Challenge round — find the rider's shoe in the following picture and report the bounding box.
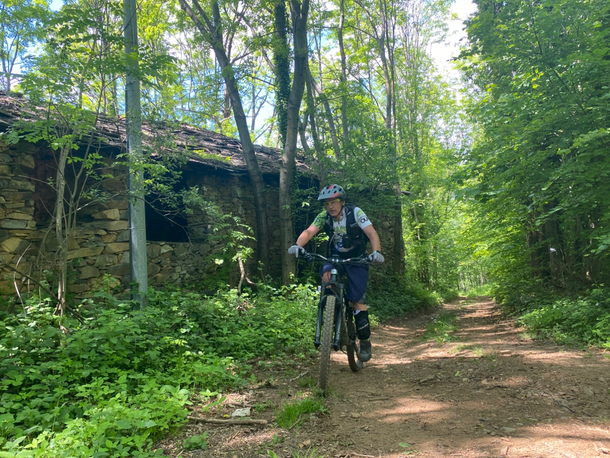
[359,339,372,362]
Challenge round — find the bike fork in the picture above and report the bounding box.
[314,295,326,348]
[345,302,357,341]
[332,300,342,351]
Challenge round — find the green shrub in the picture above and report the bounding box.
[518,288,610,348]
[423,312,458,344]
[183,433,208,451]
[368,274,442,321]
[460,284,494,298]
[0,283,318,457]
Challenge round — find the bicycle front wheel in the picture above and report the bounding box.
[318,295,336,393]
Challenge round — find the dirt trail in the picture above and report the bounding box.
[160,298,610,458]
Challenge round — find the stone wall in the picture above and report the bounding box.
[0,139,285,296]
[0,140,39,292]
[183,168,283,278]
[0,138,396,297]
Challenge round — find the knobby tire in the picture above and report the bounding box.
[318,295,335,393]
[345,309,362,372]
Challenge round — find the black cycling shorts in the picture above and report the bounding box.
[321,263,369,304]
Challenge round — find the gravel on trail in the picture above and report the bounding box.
[156,298,610,458]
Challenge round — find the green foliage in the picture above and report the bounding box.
[0,0,50,93]
[0,284,318,456]
[181,188,256,289]
[275,397,325,429]
[367,273,442,321]
[423,312,458,344]
[518,289,610,348]
[267,448,322,458]
[460,284,493,298]
[459,0,610,289]
[291,449,323,458]
[183,433,208,451]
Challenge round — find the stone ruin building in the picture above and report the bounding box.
[0,93,398,298]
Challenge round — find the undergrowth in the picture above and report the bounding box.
[515,288,610,348]
[0,270,442,457]
[494,279,610,349]
[0,283,317,457]
[459,284,493,298]
[423,312,458,344]
[275,396,326,429]
[367,273,442,321]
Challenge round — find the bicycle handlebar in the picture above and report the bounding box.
[299,251,371,265]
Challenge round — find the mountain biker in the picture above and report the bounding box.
[287,184,384,362]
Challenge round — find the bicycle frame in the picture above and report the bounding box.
[300,251,371,390]
[304,253,367,351]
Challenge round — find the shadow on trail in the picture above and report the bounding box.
[318,298,610,458]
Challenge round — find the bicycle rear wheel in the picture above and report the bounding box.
[318,295,335,393]
[344,307,363,372]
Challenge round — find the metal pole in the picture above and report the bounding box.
[124,0,148,308]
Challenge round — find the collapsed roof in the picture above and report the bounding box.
[0,92,312,177]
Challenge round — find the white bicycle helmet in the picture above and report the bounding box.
[317,184,346,201]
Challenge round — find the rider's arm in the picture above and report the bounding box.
[362,225,381,252]
[295,224,321,247]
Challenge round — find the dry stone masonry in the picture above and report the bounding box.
[0,93,397,299]
[0,138,283,296]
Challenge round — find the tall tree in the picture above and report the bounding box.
[0,0,49,93]
[396,0,440,285]
[273,1,290,149]
[124,0,149,307]
[278,0,310,284]
[352,0,405,273]
[337,0,349,144]
[177,0,271,273]
[460,0,610,288]
[13,0,128,319]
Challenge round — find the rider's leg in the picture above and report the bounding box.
[343,264,369,306]
[344,265,372,361]
[351,302,367,311]
[352,308,371,339]
[321,263,333,283]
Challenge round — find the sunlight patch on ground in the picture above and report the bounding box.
[372,398,449,424]
[222,428,277,448]
[520,350,610,369]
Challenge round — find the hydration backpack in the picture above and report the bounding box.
[323,203,369,258]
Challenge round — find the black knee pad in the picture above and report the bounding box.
[354,310,371,340]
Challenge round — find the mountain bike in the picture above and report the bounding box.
[301,252,372,392]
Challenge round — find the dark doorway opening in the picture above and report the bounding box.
[145,195,189,243]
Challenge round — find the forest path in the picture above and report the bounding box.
[160,298,610,458]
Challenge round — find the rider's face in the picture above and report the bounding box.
[323,198,344,219]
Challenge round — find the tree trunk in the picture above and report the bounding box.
[280,0,310,285]
[338,0,349,143]
[124,0,149,307]
[304,72,327,185]
[306,67,341,161]
[376,1,404,274]
[178,0,270,273]
[54,145,69,317]
[274,0,290,148]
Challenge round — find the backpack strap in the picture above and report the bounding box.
[323,203,370,257]
[348,204,369,255]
